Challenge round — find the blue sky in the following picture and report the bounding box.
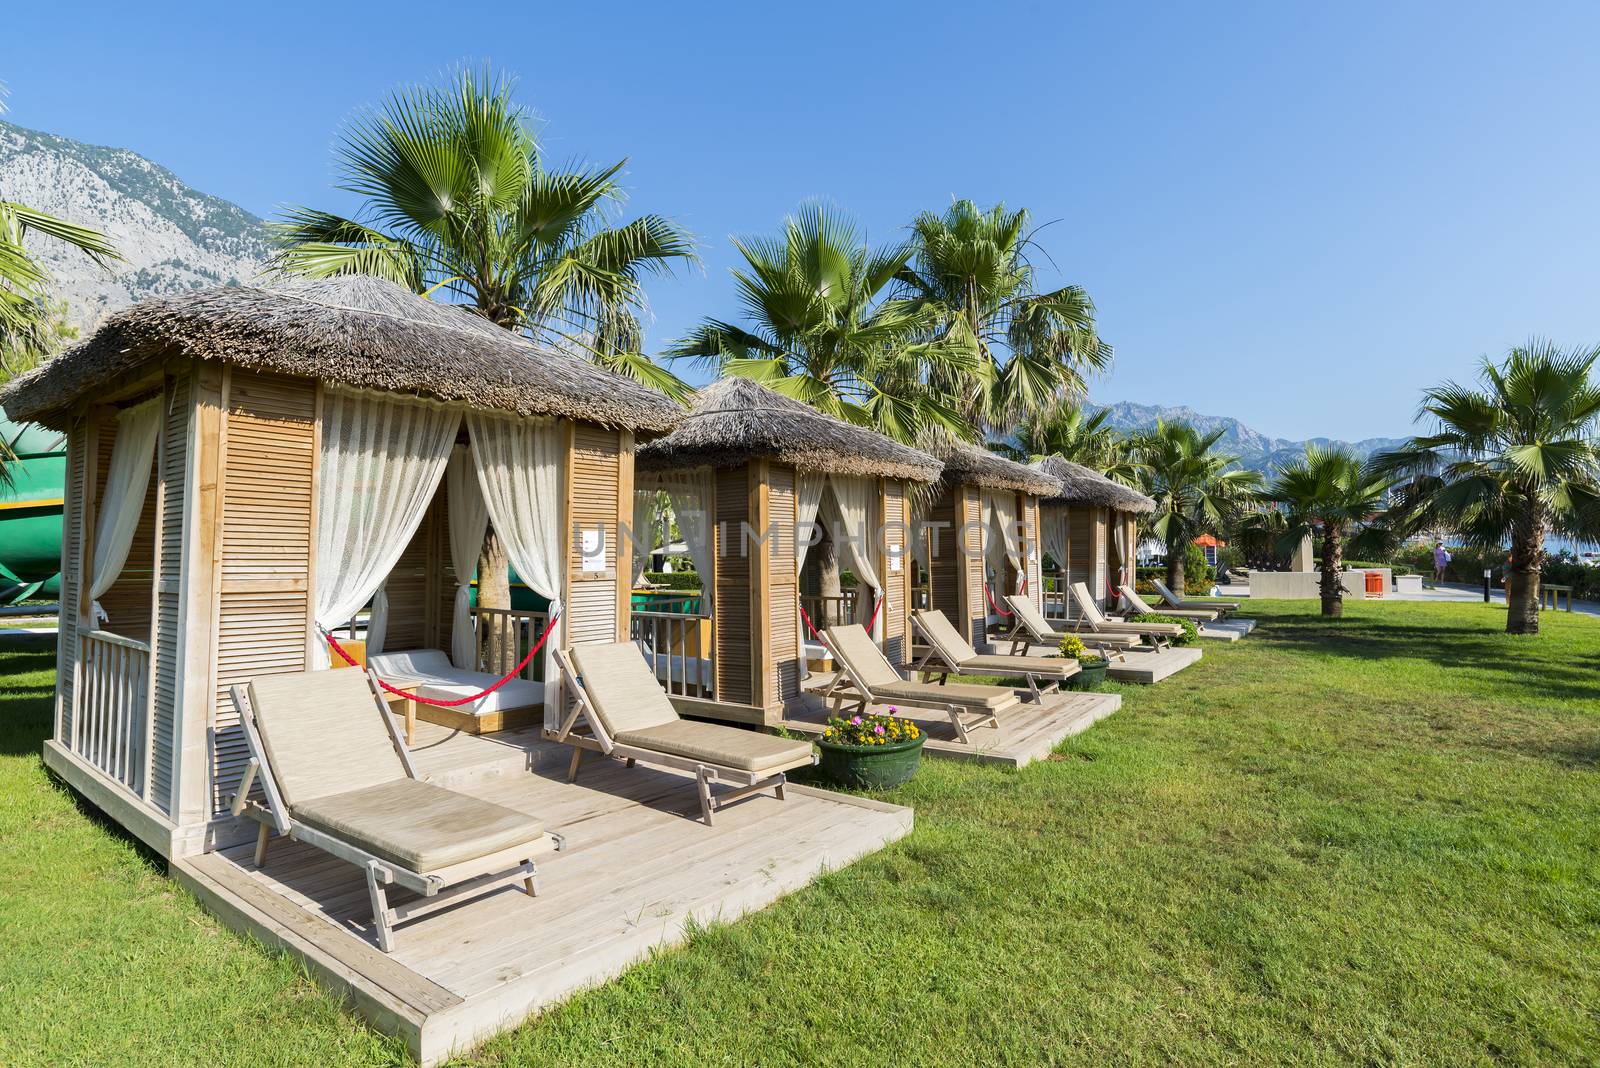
[6,1,1599,441]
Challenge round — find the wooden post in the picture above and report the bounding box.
[172,362,226,835]
[616,429,635,640]
[747,459,771,712]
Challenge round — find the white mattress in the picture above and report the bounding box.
[368,648,544,717]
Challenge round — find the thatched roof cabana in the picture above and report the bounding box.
[636,377,942,483]
[0,275,683,433]
[932,442,1062,497]
[1031,456,1155,513]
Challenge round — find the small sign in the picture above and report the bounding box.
[580,528,606,573]
[889,548,902,573]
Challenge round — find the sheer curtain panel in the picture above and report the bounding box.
[88,397,162,618]
[447,445,491,668]
[313,390,459,667]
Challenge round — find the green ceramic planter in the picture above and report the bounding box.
[1067,658,1109,690]
[816,734,925,789]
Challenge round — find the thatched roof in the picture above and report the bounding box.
[1031,456,1155,513]
[635,377,942,482]
[0,275,683,433]
[933,442,1062,497]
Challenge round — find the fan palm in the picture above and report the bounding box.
[1374,340,1600,634]
[993,405,1139,484]
[269,66,696,399]
[665,201,975,444]
[1264,447,1394,617]
[1134,421,1263,593]
[894,200,1110,433]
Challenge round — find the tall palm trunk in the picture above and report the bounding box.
[1166,535,1185,598]
[1319,524,1344,618]
[477,526,512,669]
[1506,504,1546,634]
[815,528,844,625]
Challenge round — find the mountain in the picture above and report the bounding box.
[0,120,271,333]
[1086,400,1408,473]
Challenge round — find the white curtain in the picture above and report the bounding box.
[366,585,390,655]
[313,390,459,667]
[88,397,162,616]
[794,470,827,577]
[647,469,715,613]
[983,489,1024,590]
[1112,513,1129,608]
[468,412,565,727]
[446,446,490,669]
[630,487,657,585]
[826,475,884,640]
[1041,505,1070,578]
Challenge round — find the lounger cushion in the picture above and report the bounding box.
[614,720,814,774]
[367,649,455,677]
[913,609,981,664]
[956,654,1079,678]
[248,670,407,808]
[823,625,903,689]
[293,777,545,874]
[569,642,679,736]
[869,679,1015,710]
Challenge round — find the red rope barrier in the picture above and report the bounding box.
[799,595,884,652]
[323,611,561,708]
[983,582,1014,618]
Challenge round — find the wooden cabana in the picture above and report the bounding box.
[0,275,682,860]
[1029,456,1157,620]
[917,443,1063,652]
[633,377,942,727]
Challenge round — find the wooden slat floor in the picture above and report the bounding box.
[173,726,912,1065]
[785,677,1121,766]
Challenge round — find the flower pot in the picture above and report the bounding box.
[816,734,925,789]
[1067,658,1109,690]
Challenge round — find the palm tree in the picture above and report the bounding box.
[1133,421,1263,594]
[894,199,1110,434]
[271,66,695,623]
[1264,447,1394,617]
[665,201,974,443]
[1375,340,1600,634]
[993,405,1139,484]
[269,65,696,400]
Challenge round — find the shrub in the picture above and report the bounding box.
[642,570,702,591]
[822,709,921,747]
[1128,611,1200,645]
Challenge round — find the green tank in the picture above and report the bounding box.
[0,418,65,605]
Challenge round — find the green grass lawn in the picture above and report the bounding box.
[4,600,1600,1065]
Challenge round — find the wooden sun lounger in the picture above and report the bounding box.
[552,643,816,826]
[1152,578,1238,616]
[821,623,1008,744]
[227,669,563,953]
[1002,594,1133,661]
[910,608,1078,702]
[1118,583,1216,622]
[1069,582,1184,649]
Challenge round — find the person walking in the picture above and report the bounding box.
[1432,542,1452,584]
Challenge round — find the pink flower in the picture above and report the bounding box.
[875,724,885,735]
[850,715,862,725]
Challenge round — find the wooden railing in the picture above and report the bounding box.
[471,607,550,682]
[630,610,714,697]
[73,629,151,797]
[1041,574,1070,618]
[800,591,858,631]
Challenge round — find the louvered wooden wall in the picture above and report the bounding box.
[1066,506,1096,618]
[927,488,961,624]
[958,484,986,647]
[712,465,751,705]
[881,479,909,669]
[767,465,800,706]
[1023,496,1044,613]
[148,373,190,816]
[55,419,88,746]
[382,490,444,653]
[209,371,316,815]
[566,425,624,649]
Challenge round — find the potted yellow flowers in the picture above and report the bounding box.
[816,708,924,789]
[1058,633,1109,690]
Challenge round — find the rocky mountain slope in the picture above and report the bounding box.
[0,119,270,333]
[1088,399,1407,473]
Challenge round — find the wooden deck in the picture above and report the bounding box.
[786,676,1121,766]
[1199,617,1257,642]
[1105,645,1202,683]
[171,722,912,1065]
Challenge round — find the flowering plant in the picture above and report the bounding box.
[1059,633,1108,667]
[822,708,921,747]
